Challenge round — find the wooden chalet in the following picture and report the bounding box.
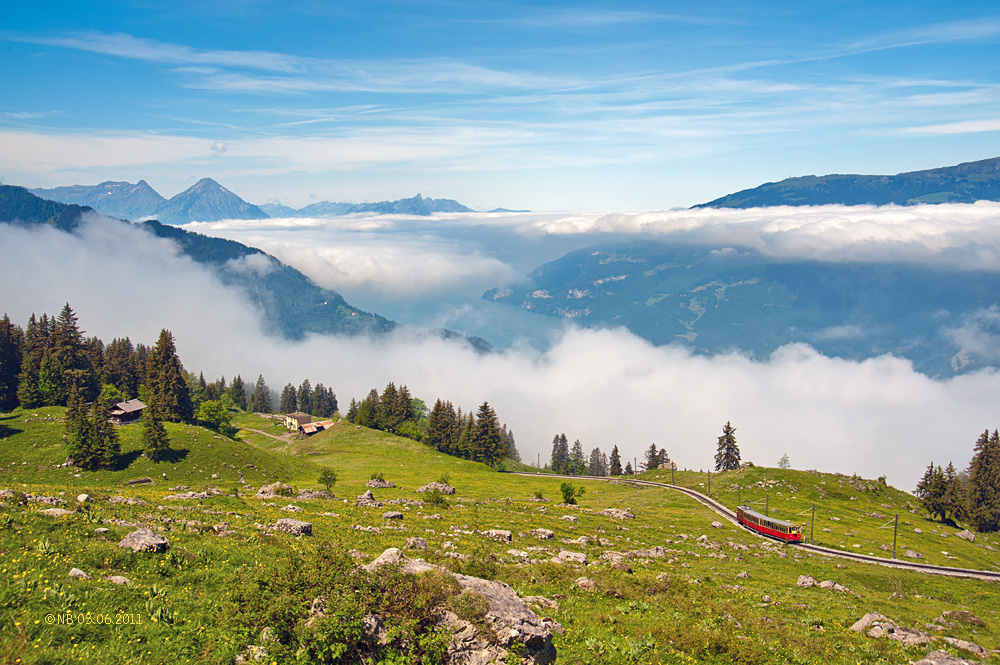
[110,399,147,425]
[283,412,312,430]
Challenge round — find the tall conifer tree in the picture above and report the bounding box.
[714,422,741,471]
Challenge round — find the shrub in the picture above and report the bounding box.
[560,482,585,505]
[318,469,338,492]
[370,471,385,482]
[424,489,449,509]
[436,473,451,486]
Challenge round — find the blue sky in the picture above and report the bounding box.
[3,0,1000,210]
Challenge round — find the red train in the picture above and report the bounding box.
[736,505,803,543]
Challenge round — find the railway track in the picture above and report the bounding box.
[512,471,1000,582]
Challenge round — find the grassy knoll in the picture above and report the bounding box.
[1,408,998,664]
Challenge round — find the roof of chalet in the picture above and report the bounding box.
[112,399,147,414]
[285,412,311,420]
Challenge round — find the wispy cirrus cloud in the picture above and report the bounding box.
[903,118,1000,135]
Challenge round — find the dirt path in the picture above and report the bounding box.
[237,427,296,443]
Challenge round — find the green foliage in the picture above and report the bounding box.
[370,471,385,482]
[197,399,233,434]
[424,489,450,509]
[714,421,741,471]
[142,407,170,461]
[779,453,790,469]
[560,482,585,505]
[318,469,338,492]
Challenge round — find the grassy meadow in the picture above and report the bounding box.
[0,407,998,664]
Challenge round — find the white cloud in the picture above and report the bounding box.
[1,214,997,494]
[225,252,276,276]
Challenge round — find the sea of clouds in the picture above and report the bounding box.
[5,202,1000,491]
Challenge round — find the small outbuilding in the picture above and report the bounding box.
[110,399,147,425]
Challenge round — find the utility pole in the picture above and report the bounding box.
[810,504,815,545]
[765,491,769,516]
[537,452,540,469]
[892,514,898,559]
[737,486,741,507]
[633,457,637,478]
[671,464,675,485]
[707,470,711,498]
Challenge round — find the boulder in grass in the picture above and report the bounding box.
[415,482,455,495]
[382,511,404,520]
[40,508,75,517]
[955,529,976,543]
[106,575,132,586]
[118,528,170,553]
[274,518,312,536]
[256,482,294,498]
[600,508,634,520]
[69,568,92,580]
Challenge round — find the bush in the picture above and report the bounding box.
[318,469,338,492]
[436,473,451,486]
[370,471,385,482]
[424,489,449,509]
[560,482,585,505]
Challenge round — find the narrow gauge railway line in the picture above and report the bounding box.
[512,472,1000,582]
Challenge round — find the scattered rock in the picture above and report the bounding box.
[367,479,396,489]
[560,515,578,523]
[904,549,923,559]
[357,490,383,508]
[361,548,557,664]
[956,529,976,543]
[281,505,303,513]
[624,546,666,559]
[910,650,983,665]
[404,537,428,550]
[575,577,597,591]
[296,489,335,500]
[107,496,148,506]
[256,482,294,498]
[796,575,818,588]
[39,508,75,517]
[94,528,109,534]
[415,482,455,495]
[106,575,132,586]
[736,571,749,579]
[530,528,554,540]
[118,528,170,553]
[600,508,634,520]
[382,511,404,520]
[711,521,723,529]
[942,637,989,657]
[940,610,985,627]
[551,550,588,565]
[273,518,313,536]
[124,478,152,485]
[913,527,923,534]
[77,494,91,503]
[69,568,92,580]
[480,529,512,543]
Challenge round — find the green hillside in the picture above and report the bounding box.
[1,410,999,664]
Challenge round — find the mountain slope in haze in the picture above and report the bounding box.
[0,185,95,231]
[30,180,166,220]
[263,193,475,217]
[0,185,395,339]
[697,156,1000,208]
[484,240,1000,376]
[152,178,269,224]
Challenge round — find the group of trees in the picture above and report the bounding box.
[278,379,338,418]
[917,429,1000,532]
[549,437,642,478]
[346,382,423,440]
[423,399,513,468]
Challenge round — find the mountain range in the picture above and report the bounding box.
[697,155,1000,208]
[484,240,1000,377]
[0,185,493,351]
[31,179,478,223]
[260,193,474,217]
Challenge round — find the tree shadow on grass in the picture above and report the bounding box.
[0,414,23,438]
[151,447,189,464]
[110,449,144,471]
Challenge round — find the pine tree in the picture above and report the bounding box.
[17,314,45,409]
[624,461,634,475]
[550,433,570,475]
[103,337,139,398]
[279,383,297,413]
[457,412,475,459]
[0,315,24,411]
[943,462,967,522]
[297,379,313,415]
[346,398,359,422]
[229,375,247,410]
[503,425,520,461]
[587,447,608,476]
[146,329,193,422]
[91,393,120,468]
[355,389,380,428]
[714,421,741,471]
[915,462,948,521]
[250,374,272,413]
[642,443,661,471]
[969,429,1000,532]
[609,445,623,476]
[425,399,455,453]
[142,403,170,461]
[472,401,504,467]
[65,384,97,469]
[570,439,586,475]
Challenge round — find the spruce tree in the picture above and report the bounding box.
[279,383,297,413]
[103,337,139,398]
[642,443,661,471]
[570,439,586,475]
[17,314,45,409]
[503,426,520,462]
[624,461,634,475]
[609,445,623,476]
[916,462,948,521]
[250,374,272,413]
[91,394,121,468]
[714,421,741,471]
[229,375,248,410]
[457,413,475,459]
[0,315,23,411]
[297,379,313,415]
[346,398,359,422]
[551,433,570,475]
[65,384,98,469]
[472,401,504,467]
[146,329,193,423]
[587,447,608,476]
[969,429,1000,532]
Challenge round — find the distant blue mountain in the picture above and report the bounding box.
[485,240,1000,376]
[697,156,1000,208]
[31,178,268,223]
[261,193,475,217]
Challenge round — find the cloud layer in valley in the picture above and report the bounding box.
[2,213,998,492]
